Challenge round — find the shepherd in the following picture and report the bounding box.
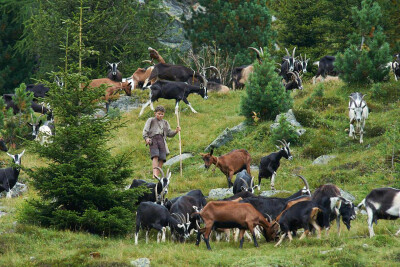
[143,106,181,177]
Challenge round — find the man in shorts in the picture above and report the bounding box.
[143,106,181,177]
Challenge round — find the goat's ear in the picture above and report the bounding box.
[287,142,290,147]
[27,122,32,126]
[177,224,184,228]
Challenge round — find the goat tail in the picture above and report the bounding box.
[357,199,366,210]
[310,207,321,220]
[313,61,320,67]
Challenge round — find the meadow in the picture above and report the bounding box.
[0,78,399,266]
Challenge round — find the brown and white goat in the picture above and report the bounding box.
[88,78,132,111]
[231,47,263,90]
[129,66,154,90]
[195,201,279,249]
[200,148,252,188]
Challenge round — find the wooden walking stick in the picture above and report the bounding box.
[176,110,183,176]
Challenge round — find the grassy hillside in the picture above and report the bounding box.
[0,79,399,266]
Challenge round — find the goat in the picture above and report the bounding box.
[139,80,208,116]
[207,82,230,94]
[294,54,309,73]
[392,61,400,81]
[231,47,263,90]
[106,61,122,82]
[26,83,50,99]
[3,94,49,115]
[233,170,256,194]
[200,148,251,188]
[135,201,190,245]
[0,150,25,198]
[241,175,311,220]
[258,139,292,190]
[129,167,171,205]
[165,189,207,211]
[274,200,322,246]
[284,71,303,91]
[348,92,368,144]
[148,47,166,64]
[28,114,54,145]
[357,187,400,238]
[312,184,356,234]
[280,47,297,82]
[129,66,154,90]
[0,138,8,152]
[195,201,279,249]
[222,191,255,201]
[313,55,337,84]
[88,78,131,112]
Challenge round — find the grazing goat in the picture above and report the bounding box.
[241,175,311,220]
[357,187,400,238]
[274,200,322,246]
[195,201,279,249]
[106,61,122,82]
[348,92,368,144]
[200,149,251,188]
[284,71,303,91]
[3,94,49,115]
[0,138,8,152]
[0,150,25,198]
[312,184,356,234]
[135,201,190,244]
[231,47,263,90]
[88,78,131,112]
[313,55,337,84]
[233,170,256,194]
[139,80,208,116]
[280,47,297,82]
[129,167,171,205]
[294,54,309,73]
[258,140,292,190]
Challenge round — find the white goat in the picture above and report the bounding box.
[348,92,368,144]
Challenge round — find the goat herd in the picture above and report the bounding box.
[0,47,400,251]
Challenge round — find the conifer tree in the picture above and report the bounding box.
[184,0,274,66]
[240,51,292,122]
[335,0,391,84]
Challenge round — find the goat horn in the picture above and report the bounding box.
[349,96,356,103]
[106,61,110,65]
[277,140,286,147]
[196,219,201,229]
[300,54,303,61]
[285,48,290,57]
[260,47,264,56]
[187,213,190,224]
[154,167,165,178]
[264,213,272,222]
[292,47,296,58]
[361,94,367,101]
[30,113,34,123]
[240,178,249,189]
[154,183,159,203]
[297,175,310,192]
[204,66,222,81]
[248,47,262,56]
[282,139,288,146]
[142,60,153,64]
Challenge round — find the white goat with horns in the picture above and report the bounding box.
[348,92,368,144]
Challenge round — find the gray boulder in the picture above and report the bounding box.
[208,188,233,199]
[260,190,291,197]
[340,188,356,202]
[205,122,246,152]
[109,96,141,112]
[270,109,306,137]
[164,153,194,166]
[312,155,337,165]
[0,182,28,198]
[130,258,150,267]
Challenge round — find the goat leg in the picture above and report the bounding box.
[239,229,245,249]
[275,233,286,247]
[271,171,277,190]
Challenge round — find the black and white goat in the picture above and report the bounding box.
[357,187,400,238]
[313,56,337,84]
[392,60,400,81]
[348,92,368,144]
[129,167,171,205]
[294,54,309,74]
[233,170,256,194]
[0,150,25,198]
[28,114,54,145]
[139,80,208,116]
[280,47,297,82]
[135,201,190,244]
[258,140,293,190]
[284,71,303,91]
[106,61,122,82]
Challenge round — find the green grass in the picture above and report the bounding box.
[0,79,400,266]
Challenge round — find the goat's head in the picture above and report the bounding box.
[240,176,257,193]
[262,215,280,241]
[0,138,8,152]
[249,47,264,65]
[154,167,171,204]
[300,54,309,73]
[6,149,25,165]
[122,81,132,96]
[27,114,43,139]
[106,61,121,76]
[55,76,64,88]
[200,149,215,169]
[276,139,292,160]
[349,93,367,122]
[338,197,356,230]
[287,71,303,90]
[297,175,311,196]
[285,47,296,71]
[171,213,191,241]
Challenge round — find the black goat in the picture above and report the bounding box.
[0,150,25,198]
[313,55,337,84]
[357,187,400,238]
[280,47,296,82]
[258,139,293,190]
[129,167,171,205]
[165,189,207,211]
[106,61,122,82]
[392,61,400,81]
[135,201,190,244]
[284,71,303,91]
[26,84,50,99]
[139,80,208,116]
[241,175,310,220]
[233,170,256,194]
[294,54,309,73]
[3,94,49,115]
[312,184,356,234]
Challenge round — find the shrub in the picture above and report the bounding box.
[302,130,335,159]
[271,115,300,145]
[293,108,320,128]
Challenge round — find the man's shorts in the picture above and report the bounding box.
[149,134,167,162]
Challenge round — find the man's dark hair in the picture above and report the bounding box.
[155,106,165,113]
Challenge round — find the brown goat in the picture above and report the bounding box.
[148,47,165,64]
[195,201,279,249]
[200,149,251,188]
[88,78,131,111]
[129,66,154,90]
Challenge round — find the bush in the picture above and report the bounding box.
[302,130,335,159]
[293,108,321,128]
[271,115,300,145]
[240,50,293,121]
